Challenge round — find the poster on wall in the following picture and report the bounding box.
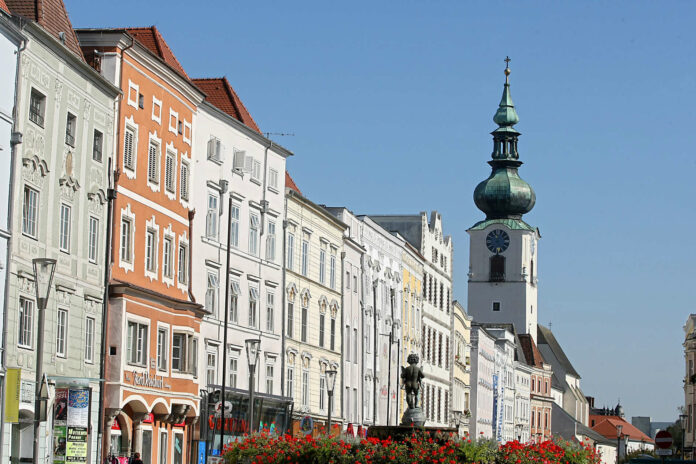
[55,389,68,423]
[67,389,89,427]
[53,425,67,464]
[65,427,88,463]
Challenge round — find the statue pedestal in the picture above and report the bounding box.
[400,407,425,427]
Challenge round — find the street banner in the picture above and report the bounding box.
[53,425,67,464]
[67,389,88,427]
[4,368,20,423]
[65,427,88,463]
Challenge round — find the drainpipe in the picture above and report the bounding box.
[0,34,27,464]
[280,213,287,397]
[340,251,345,427]
[97,35,133,464]
[372,279,377,426]
[187,209,196,301]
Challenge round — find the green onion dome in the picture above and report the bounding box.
[474,62,535,220]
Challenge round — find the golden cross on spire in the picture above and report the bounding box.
[504,56,511,83]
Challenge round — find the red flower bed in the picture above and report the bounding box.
[223,433,602,464]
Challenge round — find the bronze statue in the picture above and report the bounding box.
[400,353,425,410]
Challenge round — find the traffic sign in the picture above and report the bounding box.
[656,449,673,456]
[655,430,673,450]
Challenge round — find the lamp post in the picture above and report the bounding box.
[515,423,523,442]
[245,338,261,434]
[452,410,462,436]
[385,320,399,426]
[32,258,56,464]
[616,424,623,464]
[681,414,688,459]
[326,369,337,436]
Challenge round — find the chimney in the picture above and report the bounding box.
[586,396,595,409]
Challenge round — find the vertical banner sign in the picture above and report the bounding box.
[53,389,68,464]
[492,374,499,441]
[65,427,88,463]
[4,368,20,423]
[67,389,89,427]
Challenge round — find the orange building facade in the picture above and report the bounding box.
[518,334,554,441]
[77,27,206,464]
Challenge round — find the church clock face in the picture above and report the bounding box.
[486,229,510,254]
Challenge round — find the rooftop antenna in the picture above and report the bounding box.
[263,132,295,138]
[548,321,552,329]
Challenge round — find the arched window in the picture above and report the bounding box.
[489,255,505,282]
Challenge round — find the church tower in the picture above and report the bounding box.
[467,60,541,342]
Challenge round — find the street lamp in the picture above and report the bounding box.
[681,414,688,459]
[452,410,462,436]
[245,338,261,434]
[326,369,337,436]
[32,257,56,464]
[616,424,623,464]
[386,321,399,425]
[515,423,524,442]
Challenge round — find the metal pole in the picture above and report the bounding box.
[386,329,392,426]
[372,281,377,425]
[218,194,233,453]
[327,391,333,436]
[616,435,620,464]
[32,299,47,464]
[248,366,256,434]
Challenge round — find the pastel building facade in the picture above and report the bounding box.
[452,301,472,436]
[190,76,292,447]
[371,212,453,428]
[284,190,346,435]
[324,207,366,433]
[399,243,424,421]
[684,314,696,459]
[471,325,495,439]
[2,1,118,462]
[77,26,206,464]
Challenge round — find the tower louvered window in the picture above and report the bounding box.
[490,255,505,282]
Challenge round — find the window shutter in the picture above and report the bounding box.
[215,139,222,161]
[207,138,215,160]
[124,130,133,169]
[233,150,245,172]
[244,154,253,174]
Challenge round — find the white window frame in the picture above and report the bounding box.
[251,159,261,182]
[302,368,309,406]
[230,204,240,248]
[123,120,138,178]
[158,430,168,464]
[162,229,175,284]
[286,365,294,398]
[168,108,178,134]
[286,233,295,271]
[22,185,38,239]
[206,345,218,386]
[266,291,274,333]
[164,145,177,200]
[88,216,99,264]
[301,240,309,276]
[56,307,68,358]
[268,168,279,191]
[84,317,95,363]
[127,80,139,109]
[178,240,189,287]
[266,221,276,262]
[157,326,169,372]
[249,213,259,256]
[206,193,219,239]
[152,96,162,124]
[229,351,239,388]
[119,205,135,273]
[205,270,219,316]
[126,320,148,366]
[319,248,326,284]
[147,133,161,190]
[59,203,71,253]
[182,120,192,145]
[329,253,336,289]
[229,281,240,323]
[18,297,34,349]
[265,364,274,394]
[248,287,259,328]
[145,227,158,275]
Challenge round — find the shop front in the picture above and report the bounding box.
[199,386,293,457]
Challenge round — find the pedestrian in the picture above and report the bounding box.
[131,452,144,464]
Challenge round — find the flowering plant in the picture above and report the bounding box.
[223,433,601,464]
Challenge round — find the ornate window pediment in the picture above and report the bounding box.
[286,283,298,302]
[300,288,311,307]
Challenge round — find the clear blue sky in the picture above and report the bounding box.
[68,0,695,422]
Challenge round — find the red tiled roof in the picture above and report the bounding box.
[125,26,189,79]
[0,0,10,14]
[519,334,546,368]
[590,416,654,443]
[6,0,84,59]
[192,77,261,134]
[285,171,301,195]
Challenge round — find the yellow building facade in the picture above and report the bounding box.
[399,243,425,419]
[453,300,472,436]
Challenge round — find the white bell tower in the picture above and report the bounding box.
[466,60,540,342]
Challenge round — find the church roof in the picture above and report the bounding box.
[538,324,580,378]
[468,218,537,232]
[518,334,546,368]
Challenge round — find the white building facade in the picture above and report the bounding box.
[513,361,531,442]
[191,83,292,446]
[470,325,495,439]
[371,212,453,428]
